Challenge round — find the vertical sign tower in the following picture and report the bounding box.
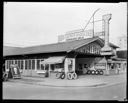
[101,14,113,55]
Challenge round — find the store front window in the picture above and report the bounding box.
[41,64,44,70]
[18,60,20,69]
[78,64,82,70]
[15,60,18,65]
[21,60,23,69]
[25,60,28,70]
[50,64,54,71]
[32,60,35,70]
[29,60,31,70]
[45,64,49,70]
[37,60,40,70]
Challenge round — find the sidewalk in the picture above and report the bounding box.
[8,72,126,87]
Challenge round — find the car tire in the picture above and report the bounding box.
[67,73,72,80]
[72,73,77,79]
[97,70,100,75]
[56,72,61,79]
[87,70,91,75]
[60,73,65,79]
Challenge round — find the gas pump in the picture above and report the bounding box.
[67,58,77,80]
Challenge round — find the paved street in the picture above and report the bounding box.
[2,73,127,100]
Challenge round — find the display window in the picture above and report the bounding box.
[18,60,20,69]
[25,60,27,70]
[50,64,55,71]
[15,60,18,64]
[41,63,44,70]
[7,60,9,69]
[37,59,40,70]
[32,60,35,70]
[29,60,31,70]
[21,60,24,69]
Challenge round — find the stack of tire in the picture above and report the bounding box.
[56,72,65,79]
[2,72,8,81]
[67,72,77,80]
[87,70,104,75]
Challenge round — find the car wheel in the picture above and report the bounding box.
[60,73,65,79]
[72,73,77,79]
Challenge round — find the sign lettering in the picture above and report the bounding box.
[95,63,106,69]
[58,29,105,42]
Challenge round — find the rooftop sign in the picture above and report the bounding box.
[58,29,104,42]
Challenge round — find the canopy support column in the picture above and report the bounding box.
[49,64,51,76]
[105,59,109,75]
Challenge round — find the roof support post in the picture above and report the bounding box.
[23,60,25,71]
[105,57,109,75]
[49,64,51,76]
[5,60,7,71]
[35,59,37,71]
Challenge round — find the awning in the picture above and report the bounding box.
[40,56,65,64]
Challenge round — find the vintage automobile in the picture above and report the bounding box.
[8,64,22,79]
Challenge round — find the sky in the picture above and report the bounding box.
[4,2,127,47]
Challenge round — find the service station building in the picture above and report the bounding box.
[3,14,127,79]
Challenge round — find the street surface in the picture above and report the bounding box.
[3,73,127,100]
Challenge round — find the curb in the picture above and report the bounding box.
[7,79,107,88]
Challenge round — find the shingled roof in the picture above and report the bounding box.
[3,37,119,56]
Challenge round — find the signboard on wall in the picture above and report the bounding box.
[95,63,106,70]
[65,29,93,42]
[58,29,105,42]
[100,51,114,56]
